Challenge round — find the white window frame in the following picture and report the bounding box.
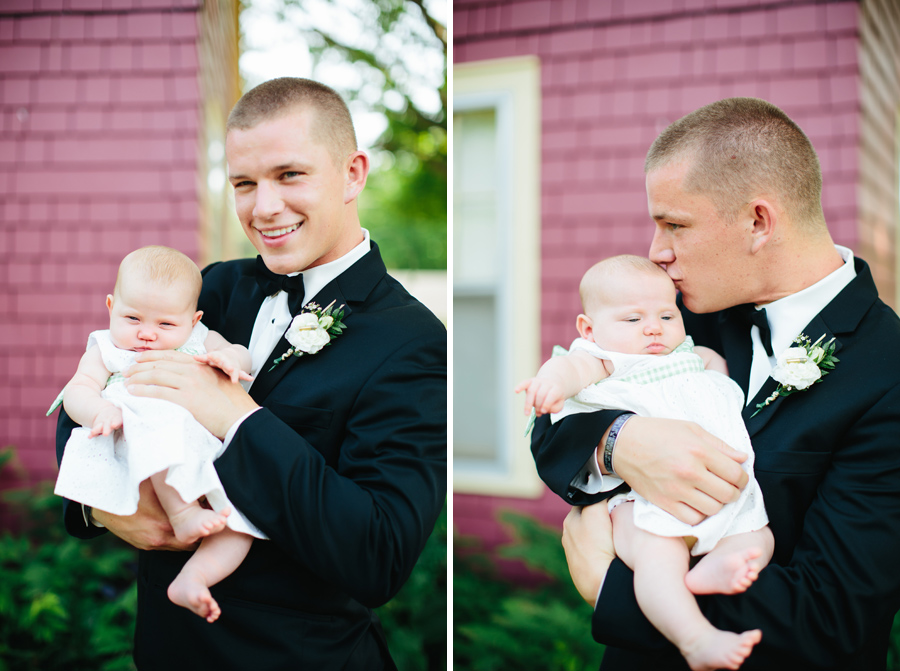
[453,56,543,498]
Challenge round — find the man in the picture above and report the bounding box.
[532,98,900,670]
[56,78,446,670]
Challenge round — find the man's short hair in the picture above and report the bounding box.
[580,255,669,314]
[645,97,824,229]
[227,77,358,166]
[115,246,202,308]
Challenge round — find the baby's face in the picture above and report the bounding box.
[107,279,200,352]
[585,271,686,356]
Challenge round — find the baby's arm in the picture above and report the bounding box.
[516,350,612,416]
[694,346,729,375]
[196,330,253,384]
[62,346,122,437]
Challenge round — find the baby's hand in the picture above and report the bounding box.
[195,351,253,384]
[90,405,123,438]
[515,377,566,417]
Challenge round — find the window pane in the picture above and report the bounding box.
[453,293,499,462]
[453,109,498,287]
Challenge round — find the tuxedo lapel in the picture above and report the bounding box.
[226,276,267,348]
[741,259,878,434]
[249,285,353,403]
[719,309,753,400]
[248,243,386,404]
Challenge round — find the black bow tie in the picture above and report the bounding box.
[255,256,305,314]
[731,303,773,357]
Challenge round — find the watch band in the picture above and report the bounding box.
[603,412,635,478]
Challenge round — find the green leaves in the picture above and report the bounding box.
[454,511,604,671]
[0,447,138,670]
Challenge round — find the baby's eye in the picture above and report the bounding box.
[661,315,673,321]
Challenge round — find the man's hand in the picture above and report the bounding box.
[124,350,258,439]
[613,416,749,525]
[92,479,197,552]
[562,503,617,606]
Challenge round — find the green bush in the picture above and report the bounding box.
[0,448,138,671]
[453,510,604,671]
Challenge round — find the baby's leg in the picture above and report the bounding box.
[612,503,761,671]
[685,526,775,596]
[167,528,254,623]
[149,471,230,544]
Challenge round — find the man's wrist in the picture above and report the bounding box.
[602,412,635,478]
[82,503,105,528]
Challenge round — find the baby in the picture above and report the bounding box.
[52,245,264,623]
[518,255,774,671]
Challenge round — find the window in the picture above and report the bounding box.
[453,57,543,497]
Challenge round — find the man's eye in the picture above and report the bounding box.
[233,180,254,189]
[282,171,302,179]
[668,222,682,230]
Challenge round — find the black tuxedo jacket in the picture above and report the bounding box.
[532,259,900,670]
[56,243,447,670]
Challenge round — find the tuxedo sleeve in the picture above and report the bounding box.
[531,409,629,505]
[55,408,107,539]
[592,384,900,668]
[213,329,447,609]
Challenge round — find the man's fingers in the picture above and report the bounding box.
[667,501,706,526]
[705,445,750,492]
[134,349,194,364]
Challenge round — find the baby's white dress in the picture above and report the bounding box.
[553,337,768,556]
[54,323,265,539]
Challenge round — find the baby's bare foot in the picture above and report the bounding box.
[169,506,230,544]
[168,572,222,623]
[685,547,763,595]
[682,628,761,671]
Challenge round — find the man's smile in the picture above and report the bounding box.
[258,223,301,239]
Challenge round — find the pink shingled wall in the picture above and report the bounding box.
[0,0,220,495]
[453,0,891,554]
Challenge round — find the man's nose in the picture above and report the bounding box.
[253,181,285,220]
[649,227,675,265]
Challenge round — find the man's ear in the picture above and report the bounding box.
[576,314,595,342]
[344,151,369,204]
[746,199,777,254]
[192,310,203,327]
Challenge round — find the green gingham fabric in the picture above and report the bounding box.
[605,337,704,386]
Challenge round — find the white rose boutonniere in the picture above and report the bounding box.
[752,333,839,417]
[269,301,347,371]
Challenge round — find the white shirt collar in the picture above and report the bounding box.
[288,228,371,307]
[762,245,855,357]
[747,245,856,402]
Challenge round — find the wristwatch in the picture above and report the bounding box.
[603,412,635,478]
